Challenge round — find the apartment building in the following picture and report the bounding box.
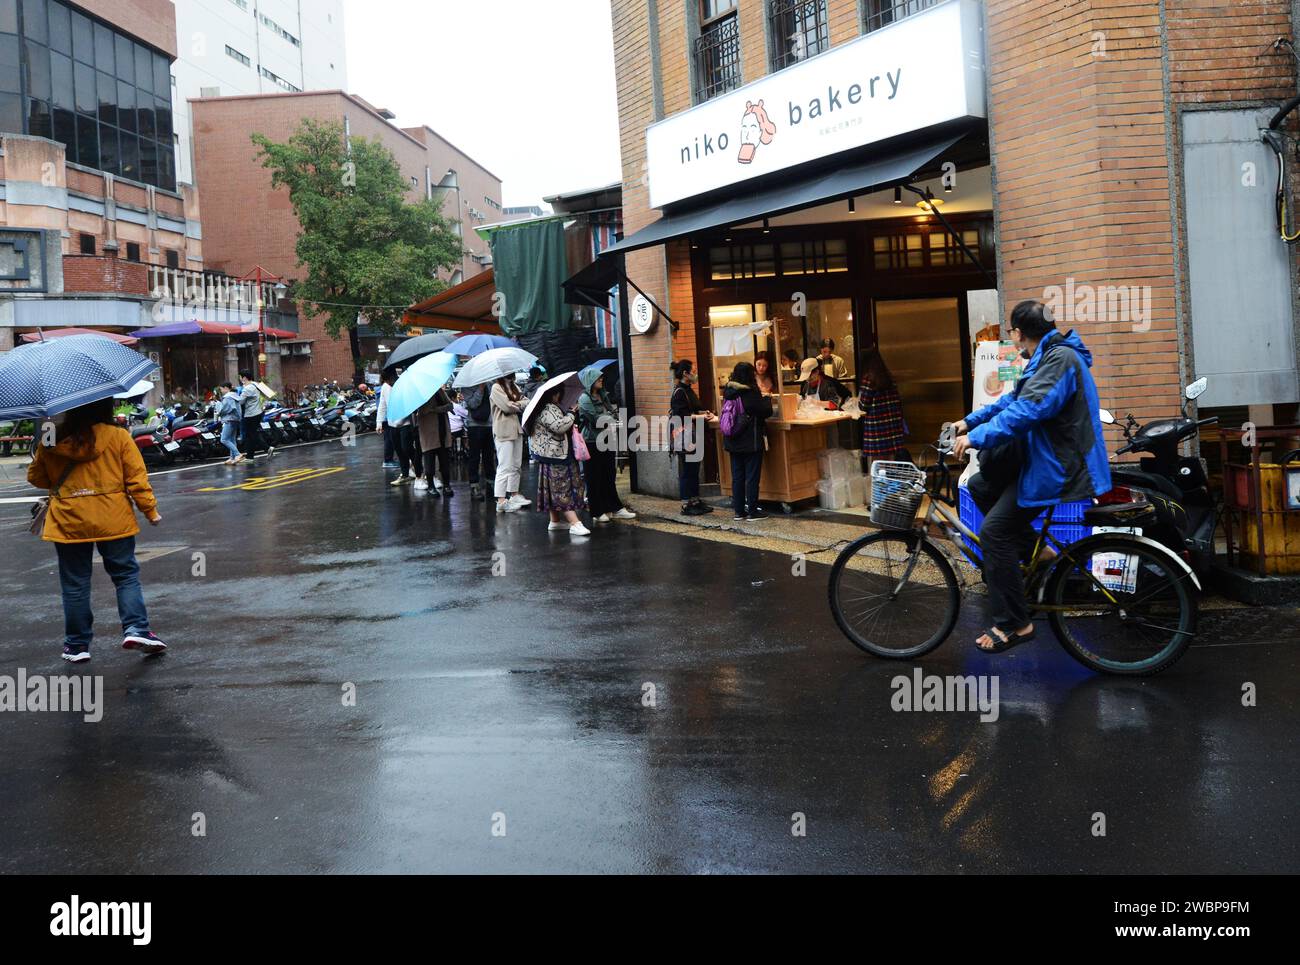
[190,89,503,385]
[171,0,348,185]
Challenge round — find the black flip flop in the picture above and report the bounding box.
[976,626,1036,654]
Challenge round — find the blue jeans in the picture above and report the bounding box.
[54,537,150,648]
[220,421,241,459]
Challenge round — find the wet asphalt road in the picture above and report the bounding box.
[0,435,1297,874]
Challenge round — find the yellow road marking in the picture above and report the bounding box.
[197,467,346,493]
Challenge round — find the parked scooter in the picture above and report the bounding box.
[1101,377,1218,575]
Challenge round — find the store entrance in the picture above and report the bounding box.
[870,296,970,451]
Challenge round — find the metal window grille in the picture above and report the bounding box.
[769,0,829,72]
[694,12,741,102]
[863,0,947,34]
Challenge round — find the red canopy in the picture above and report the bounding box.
[20,327,139,345]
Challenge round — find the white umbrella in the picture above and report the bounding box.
[520,371,584,435]
[452,346,538,388]
[113,379,155,399]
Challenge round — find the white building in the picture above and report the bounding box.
[170,0,348,185]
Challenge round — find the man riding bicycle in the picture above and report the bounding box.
[951,300,1112,655]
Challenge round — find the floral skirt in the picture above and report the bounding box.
[536,461,587,512]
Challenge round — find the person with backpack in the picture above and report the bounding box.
[577,369,635,523]
[238,371,272,459]
[669,359,717,516]
[462,382,497,501]
[950,300,1111,655]
[28,398,167,663]
[721,361,774,521]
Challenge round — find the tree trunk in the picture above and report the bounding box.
[348,326,363,383]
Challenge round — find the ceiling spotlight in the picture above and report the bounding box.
[916,197,945,211]
[848,197,856,214]
[893,186,902,204]
[762,218,771,234]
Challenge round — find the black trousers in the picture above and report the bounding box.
[583,447,624,516]
[729,450,763,516]
[422,447,451,488]
[678,452,701,502]
[397,425,423,477]
[968,471,1042,633]
[383,425,396,463]
[241,415,264,457]
[467,425,496,484]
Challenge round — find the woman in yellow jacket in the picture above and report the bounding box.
[28,398,167,663]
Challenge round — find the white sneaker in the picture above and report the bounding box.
[548,521,570,531]
[390,476,410,487]
[509,494,531,508]
[613,508,637,520]
[501,500,520,513]
[596,513,611,523]
[496,500,507,513]
[568,522,591,536]
[413,478,429,491]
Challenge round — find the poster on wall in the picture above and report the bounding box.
[972,340,1022,410]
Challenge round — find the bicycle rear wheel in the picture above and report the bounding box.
[828,530,961,659]
[1045,536,1197,676]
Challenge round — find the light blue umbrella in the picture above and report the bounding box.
[386,351,458,425]
[442,332,517,356]
[0,334,158,419]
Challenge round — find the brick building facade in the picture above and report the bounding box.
[190,90,503,389]
[609,0,1300,498]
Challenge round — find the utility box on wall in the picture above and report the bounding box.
[1183,108,1299,408]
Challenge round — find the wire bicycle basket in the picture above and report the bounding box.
[870,461,927,529]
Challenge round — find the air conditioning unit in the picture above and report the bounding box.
[199,86,222,98]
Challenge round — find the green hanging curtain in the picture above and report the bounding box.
[489,220,568,336]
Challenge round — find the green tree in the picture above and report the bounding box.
[252,119,463,374]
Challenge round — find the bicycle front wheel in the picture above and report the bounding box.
[828,530,961,659]
[1046,536,1197,676]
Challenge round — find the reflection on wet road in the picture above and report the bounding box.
[1,437,1296,873]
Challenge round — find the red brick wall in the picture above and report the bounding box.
[986,0,1181,425]
[62,255,149,295]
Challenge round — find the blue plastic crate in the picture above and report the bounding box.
[957,486,1092,562]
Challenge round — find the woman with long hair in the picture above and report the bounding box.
[526,384,590,536]
[858,346,907,484]
[754,352,778,395]
[490,373,531,513]
[721,360,774,521]
[28,398,166,663]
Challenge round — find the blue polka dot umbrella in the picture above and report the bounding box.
[0,334,159,420]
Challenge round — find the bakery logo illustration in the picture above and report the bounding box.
[737,99,777,164]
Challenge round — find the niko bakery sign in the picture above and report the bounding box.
[645,0,986,209]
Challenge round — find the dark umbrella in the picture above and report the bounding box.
[383,333,457,371]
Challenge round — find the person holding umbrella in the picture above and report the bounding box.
[577,366,635,523]
[525,380,590,536]
[414,386,456,497]
[1,334,168,663]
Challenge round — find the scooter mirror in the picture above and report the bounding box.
[1185,377,1208,401]
[1098,408,1115,424]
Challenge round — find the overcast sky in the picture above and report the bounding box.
[342,0,622,211]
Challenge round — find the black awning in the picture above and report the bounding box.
[604,130,965,256]
[562,253,621,309]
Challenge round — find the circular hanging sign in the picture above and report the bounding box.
[630,294,656,335]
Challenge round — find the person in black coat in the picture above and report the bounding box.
[721,361,774,521]
[669,359,717,516]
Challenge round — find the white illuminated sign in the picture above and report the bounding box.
[645,0,985,208]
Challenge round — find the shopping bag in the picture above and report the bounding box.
[571,427,591,462]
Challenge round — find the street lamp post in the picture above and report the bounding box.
[239,265,288,381]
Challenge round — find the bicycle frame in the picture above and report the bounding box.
[916,448,1126,609]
